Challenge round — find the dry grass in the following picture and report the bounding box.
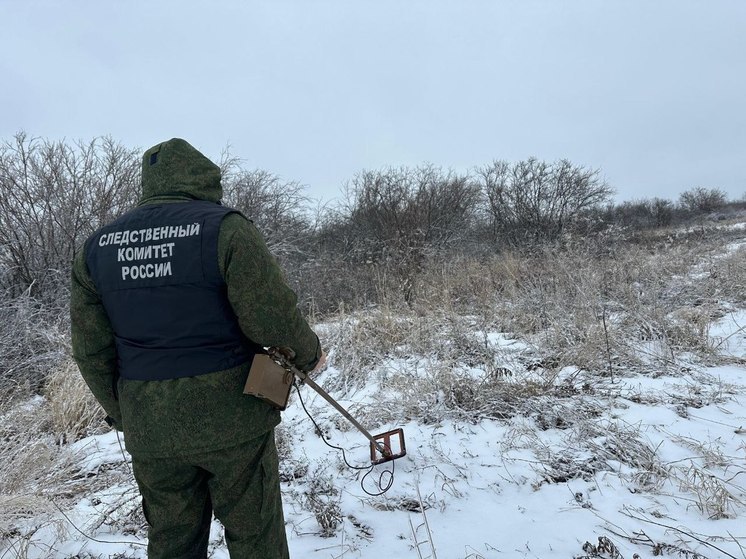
[0,293,69,399]
[0,394,73,541]
[0,358,115,548]
[410,227,743,374]
[318,222,743,427]
[664,433,746,520]
[43,359,107,444]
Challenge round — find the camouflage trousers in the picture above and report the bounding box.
[131,429,289,559]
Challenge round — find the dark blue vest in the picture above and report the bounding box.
[86,200,259,381]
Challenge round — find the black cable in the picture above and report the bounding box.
[116,429,135,478]
[294,381,395,496]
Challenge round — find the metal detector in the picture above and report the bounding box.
[267,348,407,465]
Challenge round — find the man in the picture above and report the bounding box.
[70,138,324,559]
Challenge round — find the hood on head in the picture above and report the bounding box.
[141,138,222,202]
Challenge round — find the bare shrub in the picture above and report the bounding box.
[221,160,312,262]
[0,132,140,301]
[679,186,728,214]
[601,197,678,231]
[476,158,613,247]
[338,164,480,305]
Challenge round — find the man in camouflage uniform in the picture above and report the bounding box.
[71,138,324,559]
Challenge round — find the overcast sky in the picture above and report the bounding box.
[1,1,744,203]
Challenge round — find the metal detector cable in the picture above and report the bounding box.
[294,381,394,496]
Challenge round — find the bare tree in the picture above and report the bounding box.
[476,158,613,246]
[222,168,311,256]
[339,164,480,304]
[678,187,727,214]
[0,133,140,300]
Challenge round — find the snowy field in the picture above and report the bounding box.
[4,319,744,559]
[2,226,745,559]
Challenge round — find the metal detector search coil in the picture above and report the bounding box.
[371,428,407,465]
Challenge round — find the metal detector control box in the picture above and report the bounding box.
[244,353,294,410]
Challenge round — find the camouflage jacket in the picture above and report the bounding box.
[70,139,320,457]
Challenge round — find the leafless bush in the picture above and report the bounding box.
[0,132,139,301]
[476,158,613,247]
[600,197,679,231]
[336,164,480,305]
[679,186,728,214]
[221,156,313,261]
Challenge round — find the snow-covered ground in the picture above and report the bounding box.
[2,226,745,559]
[4,314,744,559]
[282,317,746,559]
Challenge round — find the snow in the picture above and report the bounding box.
[3,246,746,558]
[7,353,744,558]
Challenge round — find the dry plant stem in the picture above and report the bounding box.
[621,507,740,559]
[714,321,746,350]
[409,482,438,559]
[602,527,710,559]
[726,531,746,559]
[50,499,147,549]
[602,306,614,383]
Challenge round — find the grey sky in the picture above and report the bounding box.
[1,1,744,203]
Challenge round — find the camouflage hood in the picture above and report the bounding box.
[141,138,222,203]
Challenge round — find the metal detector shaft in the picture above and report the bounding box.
[289,365,384,451]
